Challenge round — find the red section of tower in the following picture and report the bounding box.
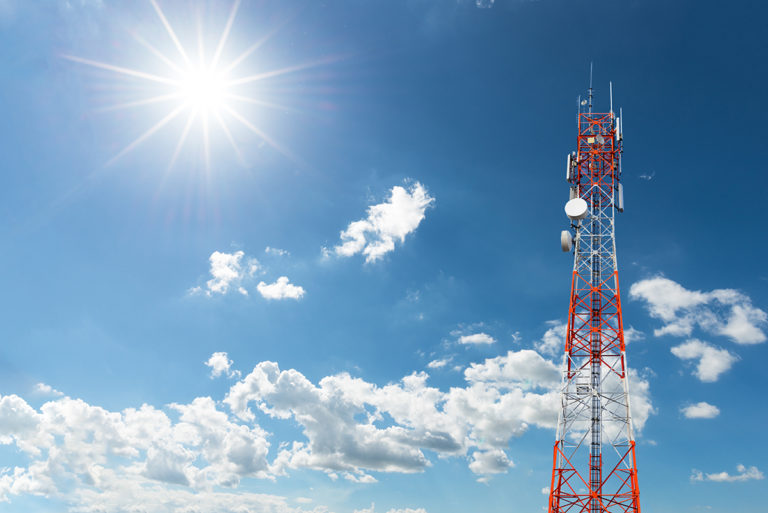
[547,83,640,513]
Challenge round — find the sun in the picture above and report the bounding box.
[178,67,229,112]
[64,0,318,169]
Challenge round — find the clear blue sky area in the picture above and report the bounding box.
[0,1,765,512]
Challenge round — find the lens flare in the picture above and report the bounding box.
[64,0,324,170]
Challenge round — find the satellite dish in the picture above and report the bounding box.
[560,230,573,252]
[564,198,588,220]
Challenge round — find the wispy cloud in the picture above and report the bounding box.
[265,246,290,257]
[691,465,764,482]
[458,333,496,345]
[32,382,64,398]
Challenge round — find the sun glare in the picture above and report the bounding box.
[179,67,229,112]
[63,0,321,169]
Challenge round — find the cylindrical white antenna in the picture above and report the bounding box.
[588,63,593,113]
[609,81,613,116]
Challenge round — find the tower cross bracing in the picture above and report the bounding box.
[548,84,641,513]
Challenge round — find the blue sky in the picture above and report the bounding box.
[0,0,766,512]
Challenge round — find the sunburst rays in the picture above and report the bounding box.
[65,0,308,170]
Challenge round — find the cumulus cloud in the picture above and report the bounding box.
[458,333,496,345]
[691,465,764,482]
[630,276,767,344]
[193,250,261,297]
[535,321,566,355]
[0,393,282,511]
[334,182,434,263]
[681,402,720,419]
[256,276,306,300]
[205,352,241,379]
[468,449,512,477]
[670,339,738,382]
[464,350,560,388]
[0,349,655,507]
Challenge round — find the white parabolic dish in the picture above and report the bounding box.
[564,198,588,220]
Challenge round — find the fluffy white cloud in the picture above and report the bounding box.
[194,250,261,297]
[681,402,720,419]
[468,449,512,477]
[334,182,434,263]
[205,352,241,379]
[535,321,566,355]
[630,276,767,344]
[458,333,496,345]
[670,339,738,382]
[691,464,764,482]
[0,393,282,512]
[256,276,306,300]
[0,348,655,508]
[464,350,560,388]
[223,348,586,479]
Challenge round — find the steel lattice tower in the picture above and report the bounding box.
[548,77,641,513]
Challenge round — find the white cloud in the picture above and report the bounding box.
[205,352,241,379]
[0,349,654,508]
[670,339,738,382]
[32,382,63,397]
[256,277,305,300]
[426,357,452,369]
[464,350,560,388]
[475,0,495,7]
[265,246,290,257]
[681,402,720,419]
[355,505,427,513]
[468,449,512,477]
[458,333,496,345]
[691,465,764,482]
[195,250,261,297]
[0,393,290,512]
[334,182,434,263]
[535,321,566,355]
[630,276,767,344]
[623,326,645,345]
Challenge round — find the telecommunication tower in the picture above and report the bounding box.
[548,72,641,513]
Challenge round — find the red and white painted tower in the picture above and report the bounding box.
[548,74,641,513]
